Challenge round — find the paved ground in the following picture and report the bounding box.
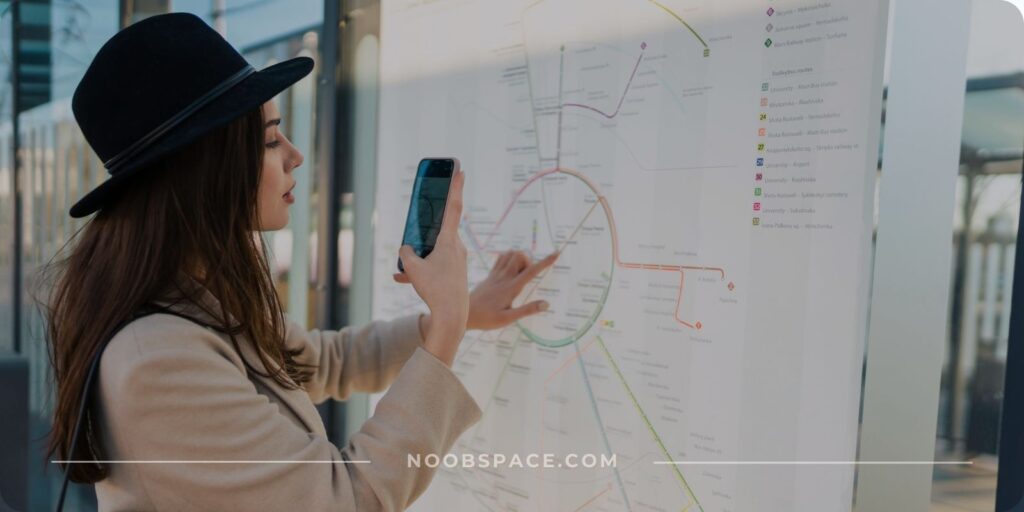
[930,455,998,511]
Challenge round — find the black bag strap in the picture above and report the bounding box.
[55,306,201,512]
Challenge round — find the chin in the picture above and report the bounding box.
[260,213,289,231]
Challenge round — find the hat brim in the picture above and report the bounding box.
[69,56,315,218]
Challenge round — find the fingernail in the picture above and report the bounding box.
[538,301,549,311]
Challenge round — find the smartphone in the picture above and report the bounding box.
[397,157,460,272]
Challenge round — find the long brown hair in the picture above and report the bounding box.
[41,105,316,484]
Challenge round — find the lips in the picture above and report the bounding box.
[283,183,295,204]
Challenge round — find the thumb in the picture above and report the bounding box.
[399,245,425,275]
[500,300,550,323]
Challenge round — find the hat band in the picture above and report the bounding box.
[103,64,257,174]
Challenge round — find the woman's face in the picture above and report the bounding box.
[257,100,303,231]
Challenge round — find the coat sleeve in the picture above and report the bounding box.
[98,315,483,511]
[283,314,425,404]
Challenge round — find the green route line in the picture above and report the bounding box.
[520,198,599,301]
[520,4,546,169]
[462,3,710,503]
[594,335,705,512]
[515,196,614,348]
[453,321,516,367]
[539,45,565,252]
[647,0,709,48]
[519,9,565,251]
[556,44,566,169]
[453,231,531,442]
[462,224,492,271]
[525,0,709,50]
[539,177,559,250]
[572,339,633,511]
[467,329,526,445]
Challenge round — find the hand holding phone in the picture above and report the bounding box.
[397,158,460,272]
[392,159,468,366]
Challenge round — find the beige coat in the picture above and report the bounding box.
[94,272,482,511]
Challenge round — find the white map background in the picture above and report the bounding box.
[371,1,888,510]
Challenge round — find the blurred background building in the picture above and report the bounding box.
[0,1,343,509]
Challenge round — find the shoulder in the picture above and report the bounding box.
[99,313,246,390]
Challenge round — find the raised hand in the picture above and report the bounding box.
[392,170,469,366]
[467,250,559,331]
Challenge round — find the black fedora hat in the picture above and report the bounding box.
[68,12,314,218]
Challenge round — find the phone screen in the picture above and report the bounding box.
[399,159,455,270]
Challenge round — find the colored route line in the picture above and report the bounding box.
[462,332,528,467]
[521,0,548,169]
[556,45,566,167]
[461,315,632,509]
[464,203,629,505]
[466,170,614,348]
[544,336,599,386]
[594,335,704,512]
[462,223,496,271]
[648,0,709,48]
[453,320,518,367]
[573,339,633,511]
[465,166,730,330]
[448,4,718,506]
[524,0,709,50]
[537,337,624,511]
[520,0,710,164]
[573,483,613,511]
[562,48,645,119]
[519,198,600,303]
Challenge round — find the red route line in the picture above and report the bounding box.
[539,337,598,456]
[545,336,600,386]
[676,272,693,329]
[573,483,613,512]
[468,166,729,330]
[561,50,645,119]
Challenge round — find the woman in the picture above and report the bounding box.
[44,13,556,511]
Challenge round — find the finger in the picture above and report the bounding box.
[499,300,550,323]
[437,171,465,243]
[392,273,411,284]
[509,250,531,273]
[494,251,512,272]
[398,245,425,275]
[515,251,559,285]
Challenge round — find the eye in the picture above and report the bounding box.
[265,140,281,149]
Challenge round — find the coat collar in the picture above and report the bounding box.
[153,270,237,326]
[150,270,327,436]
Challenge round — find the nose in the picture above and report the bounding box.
[288,145,304,172]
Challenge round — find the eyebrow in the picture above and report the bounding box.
[265,118,282,128]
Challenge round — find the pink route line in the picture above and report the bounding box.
[464,166,730,330]
[562,49,645,119]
